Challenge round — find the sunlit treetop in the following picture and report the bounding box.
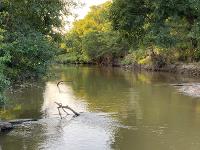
[71,1,112,36]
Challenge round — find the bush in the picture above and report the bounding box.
[5,30,56,80]
[121,53,136,65]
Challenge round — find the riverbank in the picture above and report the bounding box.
[57,61,200,77]
[120,62,200,77]
[55,60,200,77]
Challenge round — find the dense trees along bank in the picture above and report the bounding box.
[56,2,129,65]
[0,0,78,104]
[1,0,200,104]
[58,0,200,67]
[110,0,200,66]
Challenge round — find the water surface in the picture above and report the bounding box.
[1,65,200,150]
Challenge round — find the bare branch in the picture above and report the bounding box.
[55,102,80,119]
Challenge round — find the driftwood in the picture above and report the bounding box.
[0,122,13,132]
[0,119,37,132]
[55,102,80,119]
[9,119,38,125]
[56,81,80,119]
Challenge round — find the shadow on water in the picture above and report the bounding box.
[1,65,200,150]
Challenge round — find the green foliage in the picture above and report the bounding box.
[82,31,128,64]
[121,53,136,65]
[0,0,79,105]
[59,2,129,65]
[5,30,56,79]
[110,0,149,45]
[1,0,78,39]
[72,2,112,35]
[110,0,200,63]
[0,28,10,105]
[0,0,79,78]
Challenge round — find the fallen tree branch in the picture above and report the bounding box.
[9,119,38,125]
[0,119,38,132]
[57,81,73,93]
[57,81,72,87]
[55,102,80,119]
[0,122,13,132]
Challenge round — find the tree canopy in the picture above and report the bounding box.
[0,0,79,103]
[110,0,200,63]
[62,0,200,66]
[58,2,129,64]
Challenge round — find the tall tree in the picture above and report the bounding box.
[0,0,79,79]
[110,0,200,61]
[61,2,129,64]
[0,0,79,104]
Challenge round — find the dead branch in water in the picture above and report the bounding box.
[9,119,38,125]
[57,81,73,93]
[57,81,72,87]
[55,102,80,119]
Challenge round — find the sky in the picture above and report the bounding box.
[64,0,108,30]
[76,0,109,19]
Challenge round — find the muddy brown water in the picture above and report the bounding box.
[1,65,200,150]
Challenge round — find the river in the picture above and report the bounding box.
[1,65,200,150]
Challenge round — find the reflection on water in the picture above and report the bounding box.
[42,82,87,118]
[1,65,200,150]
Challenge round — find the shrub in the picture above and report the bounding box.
[5,30,56,80]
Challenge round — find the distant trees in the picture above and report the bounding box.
[62,0,200,66]
[58,2,129,64]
